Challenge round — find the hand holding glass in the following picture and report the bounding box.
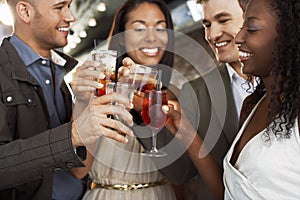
[120,64,158,95]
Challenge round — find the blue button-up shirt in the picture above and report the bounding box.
[10,34,66,128]
[10,34,84,200]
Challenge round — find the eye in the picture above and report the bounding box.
[201,19,210,28]
[156,28,166,32]
[53,3,65,10]
[202,22,211,29]
[219,18,230,24]
[55,6,63,10]
[134,28,146,32]
[246,29,258,33]
[246,25,259,33]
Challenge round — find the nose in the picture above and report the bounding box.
[144,28,156,43]
[206,23,222,42]
[235,28,245,46]
[64,8,76,23]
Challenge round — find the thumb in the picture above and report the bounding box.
[162,105,181,136]
[122,57,135,67]
[119,57,134,77]
[162,105,181,122]
[162,104,196,142]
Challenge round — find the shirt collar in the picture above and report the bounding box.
[10,34,66,67]
[226,63,258,89]
[226,63,239,84]
[51,50,67,66]
[10,34,41,67]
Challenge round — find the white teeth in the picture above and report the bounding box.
[239,51,252,58]
[141,48,159,54]
[58,27,69,32]
[215,42,228,47]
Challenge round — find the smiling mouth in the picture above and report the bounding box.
[140,47,160,56]
[238,50,252,61]
[215,41,229,48]
[57,27,69,33]
[141,47,159,53]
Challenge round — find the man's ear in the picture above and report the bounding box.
[15,1,32,23]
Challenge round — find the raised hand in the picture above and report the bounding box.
[162,100,198,146]
[70,60,105,104]
[71,92,134,146]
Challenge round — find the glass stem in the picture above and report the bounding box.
[151,131,158,152]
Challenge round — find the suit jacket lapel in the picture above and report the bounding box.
[219,64,239,144]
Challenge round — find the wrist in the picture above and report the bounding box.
[186,133,202,156]
[71,121,82,148]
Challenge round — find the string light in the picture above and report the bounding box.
[79,30,87,38]
[97,2,106,12]
[0,3,13,26]
[88,18,97,27]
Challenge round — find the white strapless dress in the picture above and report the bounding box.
[223,96,300,200]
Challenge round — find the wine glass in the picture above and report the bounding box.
[141,90,168,157]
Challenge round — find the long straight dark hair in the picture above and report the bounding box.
[107,0,175,86]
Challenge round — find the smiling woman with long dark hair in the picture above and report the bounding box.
[108,0,174,87]
[70,1,192,199]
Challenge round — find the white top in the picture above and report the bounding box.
[226,63,255,119]
[223,96,300,199]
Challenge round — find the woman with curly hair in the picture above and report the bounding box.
[164,0,300,199]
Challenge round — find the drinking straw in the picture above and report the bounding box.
[113,52,119,92]
[156,69,162,91]
[114,52,118,84]
[94,39,97,49]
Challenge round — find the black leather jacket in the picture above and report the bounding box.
[0,38,84,200]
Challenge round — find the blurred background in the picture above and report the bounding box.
[0,0,216,90]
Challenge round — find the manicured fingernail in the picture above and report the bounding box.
[162,105,169,113]
[129,102,134,109]
[99,73,105,79]
[97,83,103,88]
[124,138,129,143]
[129,130,134,136]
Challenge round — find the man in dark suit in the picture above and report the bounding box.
[179,0,253,199]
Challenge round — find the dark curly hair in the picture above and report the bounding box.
[240,0,300,141]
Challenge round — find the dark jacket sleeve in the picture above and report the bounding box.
[157,128,198,185]
[0,122,84,190]
[135,124,197,185]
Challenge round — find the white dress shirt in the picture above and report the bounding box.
[226,63,255,119]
